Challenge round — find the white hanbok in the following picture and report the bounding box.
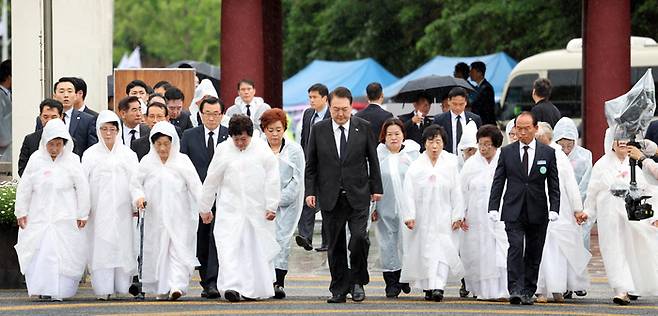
[374,140,420,272]
[273,139,305,271]
[14,119,90,300]
[129,121,205,296]
[200,136,281,299]
[460,150,509,300]
[400,151,465,290]
[584,152,658,296]
[82,111,139,296]
[536,144,591,295]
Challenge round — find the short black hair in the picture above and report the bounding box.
[153,80,172,91]
[53,77,77,93]
[422,124,448,145]
[470,61,486,75]
[476,124,504,148]
[148,93,166,104]
[307,83,329,97]
[72,77,88,100]
[125,80,150,95]
[328,86,353,105]
[416,93,432,103]
[533,78,552,99]
[147,102,169,117]
[164,87,185,101]
[237,79,255,90]
[228,114,254,137]
[366,82,383,101]
[0,59,11,82]
[516,111,538,127]
[199,96,225,114]
[447,87,468,99]
[454,62,470,79]
[150,132,172,144]
[39,98,64,115]
[118,96,141,112]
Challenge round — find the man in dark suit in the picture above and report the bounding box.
[71,77,98,118]
[131,102,182,161]
[355,82,393,140]
[116,96,150,148]
[488,111,560,305]
[469,61,497,125]
[433,87,482,154]
[37,77,97,157]
[530,78,561,128]
[180,96,229,299]
[305,87,383,303]
[165,87,194,132]
[19,99,64,176]
[398,93,433,149]
[296,83,331,252]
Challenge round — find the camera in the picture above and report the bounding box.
[624,138,654,221]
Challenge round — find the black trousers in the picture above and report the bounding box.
[197,206,219,291]
[297,204,327,246]
[324,193,370,296]
[505,215,548,297]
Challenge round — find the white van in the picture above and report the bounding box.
[498,37,658,121]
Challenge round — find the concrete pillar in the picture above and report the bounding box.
[583,0,630,159]
[220,0,282,109]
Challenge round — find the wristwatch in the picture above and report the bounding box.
[638,156,646,169]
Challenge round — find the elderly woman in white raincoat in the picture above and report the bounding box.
[200,114,280,302]
[459,125,509,301]
[400,124,464,302]
[130,121,212,300]
[534,122,591,303]
[260,109,304,299]
[583,133,658,305]
[14,119,90,301]
[370,118,420,298]
[82,110,139,300]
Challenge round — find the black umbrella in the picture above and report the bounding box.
[167,60,221,80]
[392,75,475,103]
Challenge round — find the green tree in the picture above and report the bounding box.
[113,0,221,67]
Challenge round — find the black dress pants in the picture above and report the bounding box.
[197,206,219,291]
[504,211,548,297]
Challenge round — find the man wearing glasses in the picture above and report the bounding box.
[165,87,194,132]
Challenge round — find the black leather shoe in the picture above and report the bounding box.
[563,290,573,299]
[424,290,432,301]
[521,295,534,305]
[400,283,411,294]
[206,287,220,299]
[295,235,313,251]
[351,284,365,302]
[273,285,286,299]
[327,294,347,303]
[431,289,444,302]
[628,294,639,301]
[200,289,208,298]
[575,290,587,297]
[224,290,241,302]
[385,286,401,298]
[509,294,522,305]
[459,279,470,298]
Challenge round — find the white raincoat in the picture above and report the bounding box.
[400,151,465,290]
[553,117,592,200]
[200,136,281,299]
[82,110,139,295]
[459,149,509,299]
[457,121,478,171]
[129,121,205,295]
[14,119,90,299]
[190,79,218,128]
[374,140,420,271]
[584,151,658,296]
[536,143,591,295]
[273,139,305,271]
[224,96,271,132]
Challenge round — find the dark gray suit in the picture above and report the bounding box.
[433,111,482,154]
[18,129,43,177]
[35,108,98,157]
[354,104,393,141]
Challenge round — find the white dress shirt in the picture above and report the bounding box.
[450,110,466,153]
[332,119,350,158]
[123,123,140,144]
[519,138,536,176]
[312,105,329,125]
[204,125,220,145]
[63,108,74,130]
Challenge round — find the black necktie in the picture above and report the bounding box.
[339,125,347,161]
[455,115,463,150]
[129,129,137,144]
[246,104,251,117]
[312,113,320,125]
[522,145,529,176]
[207,131,215,158]
[63,113,68,125]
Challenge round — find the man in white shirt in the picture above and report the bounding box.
[432,87,482,154]
[224,79,271,132]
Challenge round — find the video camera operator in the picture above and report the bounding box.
[627,138,658,184]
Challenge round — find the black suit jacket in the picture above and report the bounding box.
[399,111,433,150]
[304,117,383,211]
[355,104,394,141]
[35,109,98,157]
[471,79,496,125]
[180,125,229,181]
[131,125,183,161]
[300,107,331,152]
[82,106,99,118]
[531,99,562,128]
[17,129,43,177]
[171,111,194,132]
[433,111,482,154]
[121,123,151,146]
[488,141,560,224]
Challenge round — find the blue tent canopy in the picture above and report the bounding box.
[283,58,399,108]
[383,52,517,102]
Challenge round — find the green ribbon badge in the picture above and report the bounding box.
[539,166,547,175]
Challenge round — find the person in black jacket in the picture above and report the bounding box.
[131,102,182,161]
[18,99,64,176]
[469,61,497,125]
[165,87,194,132]
[530,78,561,128]
[355,82,393,140]
[305,87,383,303]
[398,93,433,150]
[433,87,482,154]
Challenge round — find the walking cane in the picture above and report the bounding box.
[129,201,147,299]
